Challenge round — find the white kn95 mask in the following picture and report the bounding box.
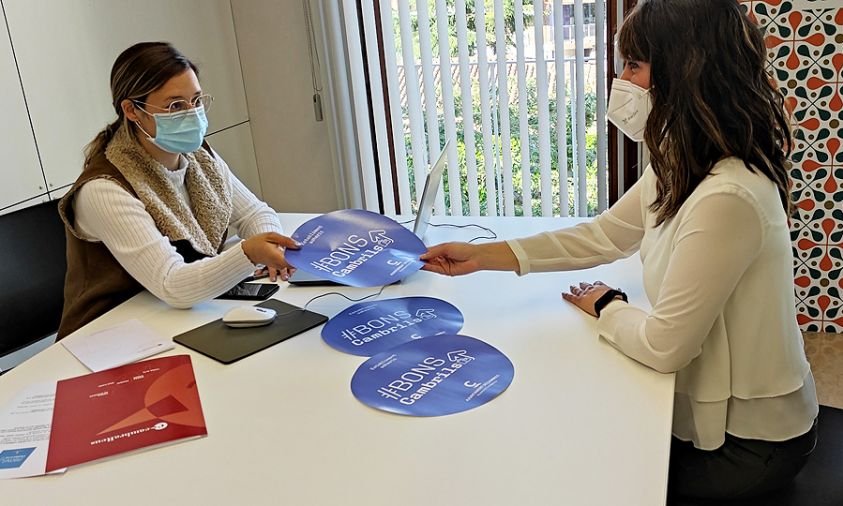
[607,79,652,143]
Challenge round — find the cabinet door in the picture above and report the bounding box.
[2,0,249,193]
[0,195,50,217]
[0,7,45,211]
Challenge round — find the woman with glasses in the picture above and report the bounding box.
[57,41,296,338]
[421,0,818,502]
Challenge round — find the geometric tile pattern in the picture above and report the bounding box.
[741,0,843,331]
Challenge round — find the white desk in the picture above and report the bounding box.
[1,215,674,506]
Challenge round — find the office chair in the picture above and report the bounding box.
[669,405,843,506]
[0,199,67,367]
[767,404,843,506]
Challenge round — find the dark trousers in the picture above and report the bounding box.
[667,420,818,505]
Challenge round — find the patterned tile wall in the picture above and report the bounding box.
[741,0,843,332]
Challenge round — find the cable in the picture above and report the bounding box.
[302,0,322,95]
[272,285,388,318]
[426,222,498,243]
[301,284,387,311]
[397,219,498,242]
[302,0,324,121]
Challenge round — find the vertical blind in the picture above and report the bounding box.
[365,0,609,218]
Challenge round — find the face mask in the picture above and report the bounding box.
[607,79,651,143]
[135,106,208,154]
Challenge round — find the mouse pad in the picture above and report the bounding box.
[173,299,327,364]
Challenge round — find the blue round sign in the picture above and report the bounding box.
[351,335,514,417]
[322,297,464,356]
[285,209,426,287]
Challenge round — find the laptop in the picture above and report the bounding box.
[412,139,450,241]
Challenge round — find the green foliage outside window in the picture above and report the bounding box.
[404,82,600,217]
[397,0,602,217]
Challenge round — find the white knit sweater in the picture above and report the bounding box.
[72,153,282,308]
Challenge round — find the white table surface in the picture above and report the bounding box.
[0,214,674,506]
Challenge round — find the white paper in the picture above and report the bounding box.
[0,383,59,479]
[61,319,174,372]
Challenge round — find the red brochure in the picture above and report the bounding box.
[45,355,206,472]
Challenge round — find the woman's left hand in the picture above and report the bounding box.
[254,265,296,283]
[240,232,300,282]
[562,281,615,317]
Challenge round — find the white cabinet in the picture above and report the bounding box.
[1,0,250,194]
[0,195,50,217]
[230,0,341,213]
[0,7,45,211]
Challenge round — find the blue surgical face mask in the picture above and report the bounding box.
[134,105,208,154]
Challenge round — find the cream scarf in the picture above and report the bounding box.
[105,125,232,257]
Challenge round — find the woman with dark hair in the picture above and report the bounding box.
[420,0,818,501]
[58,42,297,338]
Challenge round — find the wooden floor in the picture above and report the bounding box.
[804,332,843,409]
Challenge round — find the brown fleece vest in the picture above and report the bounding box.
[57,127,231,338]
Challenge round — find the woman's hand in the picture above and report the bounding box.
[241,232,299,282]
[420,242,481,276]
[420,241,518,276]
[562,281,616,317]
[252,264,297,283]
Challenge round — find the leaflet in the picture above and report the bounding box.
[61,319,174,372]
[0,355,206,478]
[0,382,63,479]
[46,355,206,472]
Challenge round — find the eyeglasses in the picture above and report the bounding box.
[133,93,214,114]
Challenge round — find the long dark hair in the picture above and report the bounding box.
[617,0,792,225]
[84,42,198,163]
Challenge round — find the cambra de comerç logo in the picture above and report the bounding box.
[89,422,168,446]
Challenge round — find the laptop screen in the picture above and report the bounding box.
[413,139,451,241]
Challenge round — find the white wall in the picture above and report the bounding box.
[230,0,341,213]
[0,0,261,213]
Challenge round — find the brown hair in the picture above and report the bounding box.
[84,42,198,163]
[617,0,792,225]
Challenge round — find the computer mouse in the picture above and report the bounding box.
[222,306,277,328]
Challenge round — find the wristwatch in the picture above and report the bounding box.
[594,289,628,317]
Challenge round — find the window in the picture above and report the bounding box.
[355,0,613,218]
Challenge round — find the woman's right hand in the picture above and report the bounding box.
[240,232,299,281]
[420,241,518,276]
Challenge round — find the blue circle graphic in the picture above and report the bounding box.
[285,209,426,287]
[351,335,514,417]
[322,297,464,356]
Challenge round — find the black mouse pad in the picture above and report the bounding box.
[173,299,327,364]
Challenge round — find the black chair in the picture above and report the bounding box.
[768,405,843,506]
[672,405,843,506]
[0,199,67,363]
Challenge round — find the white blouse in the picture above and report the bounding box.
[507,158,818,450]
[73,153,283,309]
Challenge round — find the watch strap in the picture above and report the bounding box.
[594,289,628,317]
